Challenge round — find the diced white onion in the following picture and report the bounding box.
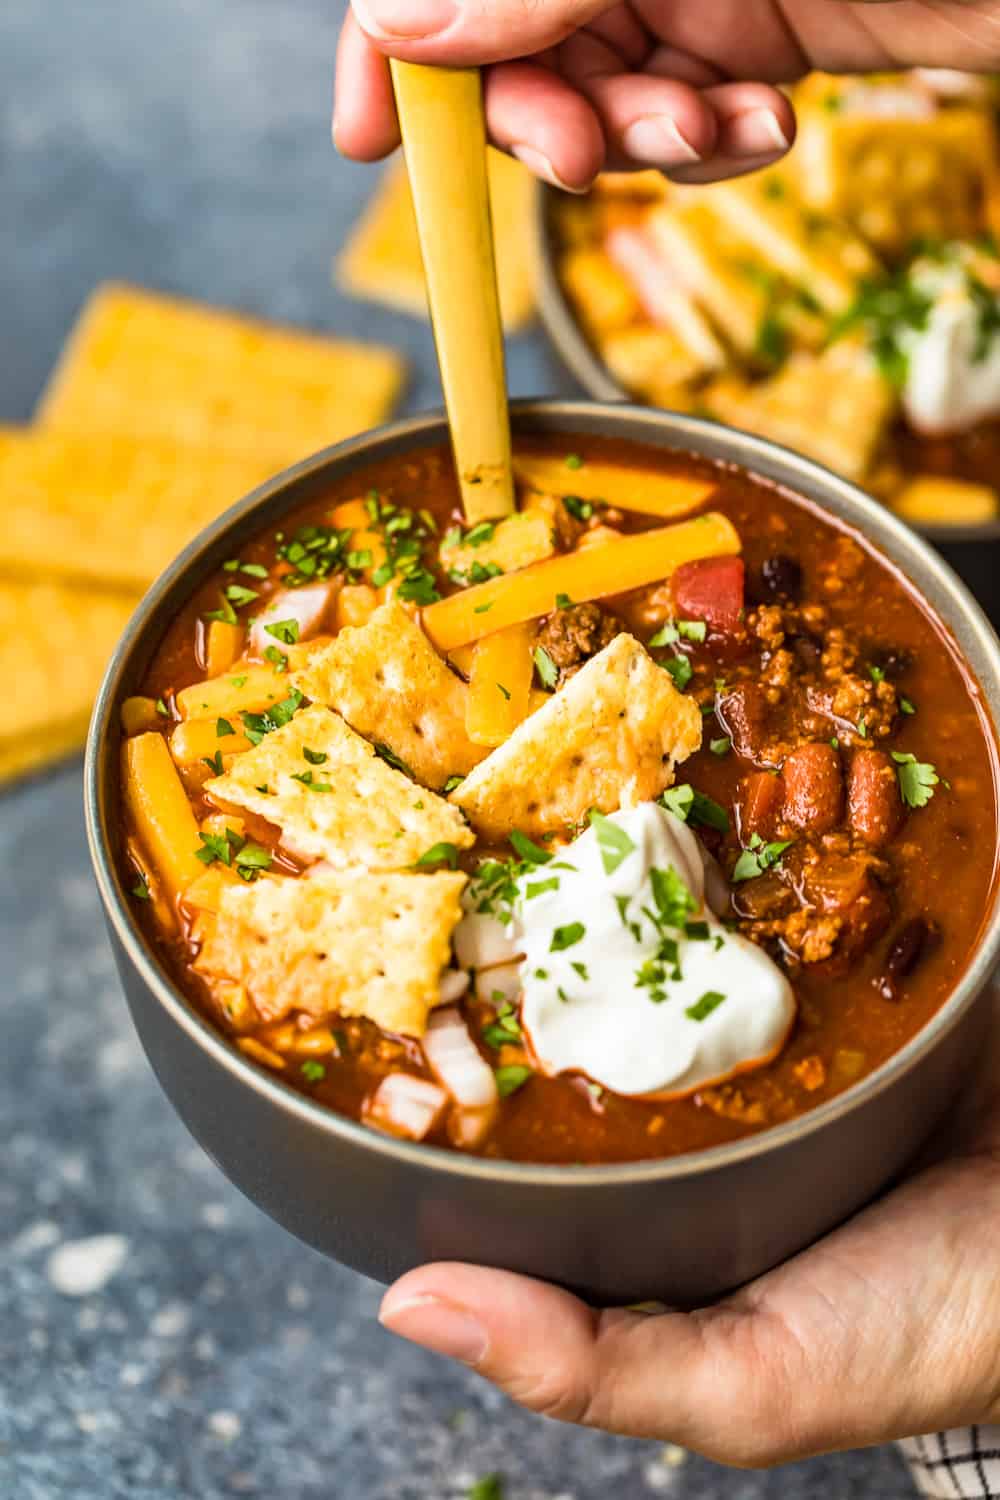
[447,1107,497,1150]
[453,912,518,971]
[249,584,334,658]
[438,970,471,1006]
[423,1007,499,1110]
[363,1074,447,1141]
[474,961,522,1006]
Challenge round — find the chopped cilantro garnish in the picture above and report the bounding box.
[155,698,169,718]
[660,782,730,833]
[239,562,269,578]
[510,830,552,865]
[216,718,234,738]
[555,592,574,610]
[830,736,840,750]
[868,663,885,683]
[233,842,272,880]
[677,619,707,643]
[588,810,636,874]
[203,594,238,626]
[892,751,939,808]
[525,877,560,899]
[551,922,585,952]
[686,990,727,1022]
[901,697,916,716]
[302,746,327,765]
[202,751,224,776]
[533,968,549,981]
[648,623,677,648]
[265,619,300,645]
[195,828,243,868]
[374,743,412,776]
[291,770,333,792]
[650,865,695,929]
[301,1061,326,1082]
[442,526,462,550]
[230,675,247,688]
[570,960,590,981]
[346,548,373,571]
[443,775,464,794]
[263,645,288,672]
[661,654,693,692]
[710,736,731,757]
[465,521,495,547]
[496,682,511,702]
[414,842,460,870]
[131,876,151,901]
[495,1066,533,1099]
[533,646,558,689]
[224,584,260,608]
[684,920,711,941]
[564,453,583,470]
[240,689,304,746]
[563,495,592,521]
[857,717,868,738]
[255,783,271,795]
[732,833,792,882]
[474,602,493,614]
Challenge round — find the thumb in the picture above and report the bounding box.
[350,0,611,65]
[378,1263,815,1464]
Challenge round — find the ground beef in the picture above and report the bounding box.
[535,603,625,683]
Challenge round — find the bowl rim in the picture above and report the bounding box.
[86,398,1000,1189]
[529,179,1000,546]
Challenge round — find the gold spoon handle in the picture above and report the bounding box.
[390,60,515,523]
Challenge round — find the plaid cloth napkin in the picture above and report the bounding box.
[901,1429,1000,1496]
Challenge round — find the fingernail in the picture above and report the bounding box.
[511,144,589,195]
[733,108,790,156]
[379,1295,489,1365]
[351,0,456,40]
[621,117,701,167]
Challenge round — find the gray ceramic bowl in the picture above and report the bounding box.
[531,182,1000,548]
[86,400,1000,1306]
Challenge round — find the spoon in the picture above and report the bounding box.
[390,61,515,523]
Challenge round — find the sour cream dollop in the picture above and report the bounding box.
[511,804,795,1099]
[901,254,1000,435]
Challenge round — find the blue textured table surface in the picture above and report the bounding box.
[1,4,917,1497]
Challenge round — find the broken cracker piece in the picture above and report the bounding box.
[194,867,466,1036]
[293,600,487,789]
[204,702,473,868]
[450,633,702,839]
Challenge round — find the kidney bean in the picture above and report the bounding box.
[782,743,844,834]
[717,683,771,763]
[877,917,936,1001]
[847,750,904,847]
[759,554,803,602]
[736,772,785,841]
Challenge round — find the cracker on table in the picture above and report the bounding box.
[337,150,536,331]
[204,702,474,868]
[194,867,466,1036]
[0,426,277,591]
[450,633,703,839]
[293,601,488,789]
[37,282,406,467]
[0,578,136,786]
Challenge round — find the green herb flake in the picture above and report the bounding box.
[710,736,731,757]
[570,960,590,981]
[131,876,151,901]
[240,689,304,746]
[414,842,460,870]
[473,602,493,614]
[230,675,247,688]
[301,1061,326,1083]
[868,663,886,683]
[684,920,711,941]
[290,770,333,793]
[648,623,678,648]
[901,697,916,716]
[265,618,300,645]
[443,775,464,794]
[203,594,238,626]
[525,877,560,899]
[550,922,585,952]
[465,521,496,548]
[374,742,412,776]
[892,751,939,808]
[224,584,260,609]
[202,751,224,776]
[233,842,273,880]
[496,682,511,702]
[239,562,269,579]
[510,829,552,866]
[857,717,868,739]
[563,495,592,522]
[662,654,693,692]
[494,1066,533,1099]
[564,453,584,470]
[216,717,235,738]
[686,990,727,1022]
[732,833,792,882]
[263,645,288,673]
[588,810,636,874]
[533,646,558,689]
[155,698,170,718]
[555,592,574,611]
[677,619,707,643]
[303,747,328,765]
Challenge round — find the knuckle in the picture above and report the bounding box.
[502,1367,594,1426]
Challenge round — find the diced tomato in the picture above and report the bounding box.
[673,557,745,634]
